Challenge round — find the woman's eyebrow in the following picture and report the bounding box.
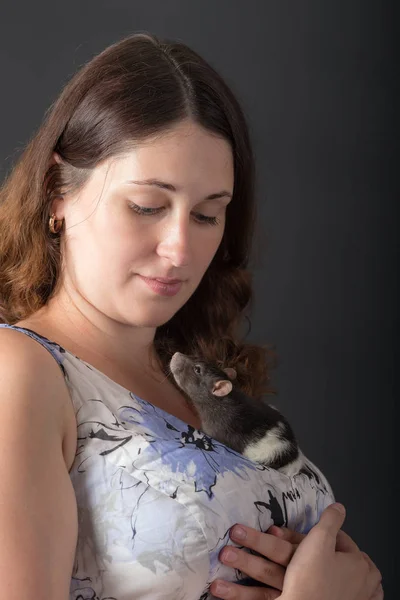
[124,178,232,200]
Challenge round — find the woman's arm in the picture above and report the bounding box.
[210,504,383,600]
[0,330,78,600]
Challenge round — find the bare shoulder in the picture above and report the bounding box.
[0,326,77,471]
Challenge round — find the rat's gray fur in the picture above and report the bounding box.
[169,352,305,474]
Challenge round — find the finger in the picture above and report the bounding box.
[219,546,286,591]
[306,503,346,551]
[267,524,306,545]
[210,579,280,599]
[268,528,355,556]
[335,528,360,553]
[268,521,357,554]
[230,525,296,567]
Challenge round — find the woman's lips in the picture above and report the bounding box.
[138,275,183,297]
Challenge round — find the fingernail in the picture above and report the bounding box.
[332,502,345,514]
[230,525,246,540]
[214,581,231,596]
[221,547,239,562]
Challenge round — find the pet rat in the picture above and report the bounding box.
[169,352,305,476]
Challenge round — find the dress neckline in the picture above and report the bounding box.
[3,324,200,432]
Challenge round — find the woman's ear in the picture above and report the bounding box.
[52,151,63,165]
[47,153,65,217]
[49,196,65,219]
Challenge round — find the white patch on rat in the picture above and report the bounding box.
[243,421,290,464]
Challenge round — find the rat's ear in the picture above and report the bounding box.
[212,380,233,397]
[223,367,237,380]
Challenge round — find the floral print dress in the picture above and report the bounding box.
[0,324,335,600]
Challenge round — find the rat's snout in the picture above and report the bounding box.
[169,352,192,391]
[169,352,186,374]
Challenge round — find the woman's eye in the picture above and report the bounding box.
[128,202,220,226]
[193,213,220,226]
[128,202,162,216]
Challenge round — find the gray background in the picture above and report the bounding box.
[0,0,396,596]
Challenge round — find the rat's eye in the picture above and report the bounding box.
[193,365,202,375]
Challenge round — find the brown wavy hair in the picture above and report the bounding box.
[0,32,277,398]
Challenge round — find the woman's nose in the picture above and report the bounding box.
[156,217,191,267]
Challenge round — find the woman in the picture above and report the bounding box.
[0,33,382,599]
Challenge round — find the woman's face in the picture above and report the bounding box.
[56,119,234,329]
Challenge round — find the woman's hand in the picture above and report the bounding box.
[209,521,301,599]
[210,503,383,600]
[278,503,383,600]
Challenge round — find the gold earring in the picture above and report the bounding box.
[49,213,64,234]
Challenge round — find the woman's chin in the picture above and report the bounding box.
[125,307,181,329]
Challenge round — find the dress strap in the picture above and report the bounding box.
[0,324,66,370]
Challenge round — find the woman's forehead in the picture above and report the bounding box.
[96,140,234,198]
